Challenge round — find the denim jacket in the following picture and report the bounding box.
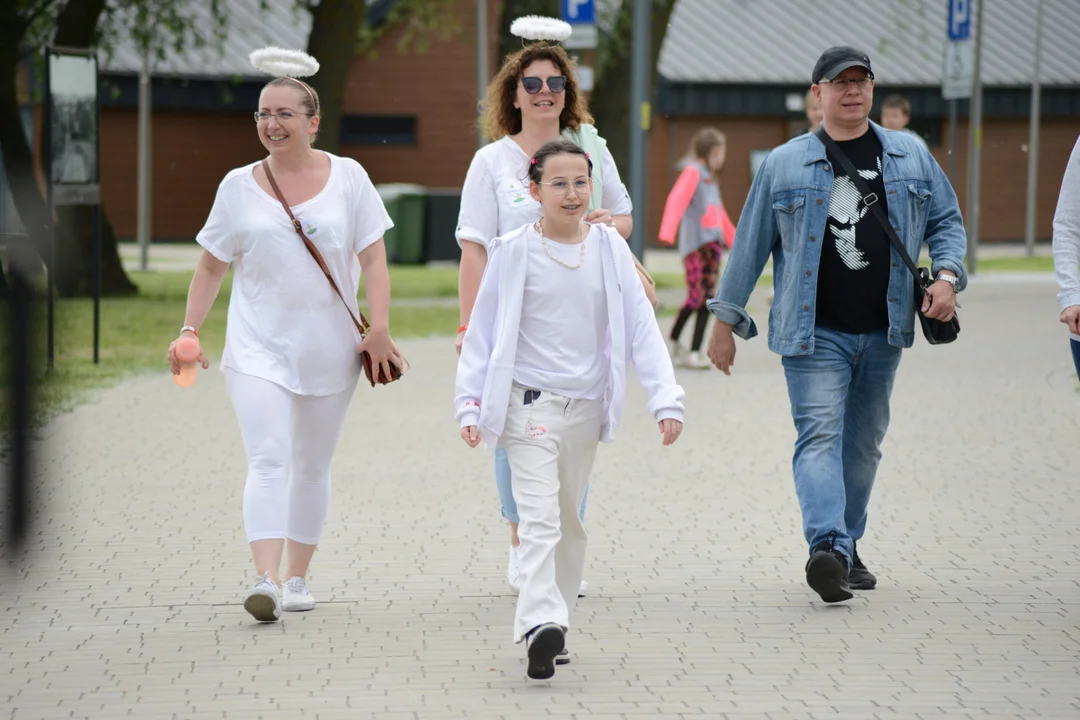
[708,121,968,354]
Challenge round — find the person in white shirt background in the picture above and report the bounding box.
[166,48,407,623]
[455,17,633,596]
[1052,134,1080,380]
[455,140,684,680]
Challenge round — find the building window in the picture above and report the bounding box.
[340,115,417,145]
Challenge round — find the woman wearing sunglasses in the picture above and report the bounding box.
[455,37,633,601]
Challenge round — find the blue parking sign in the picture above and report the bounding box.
[948,0,971,40]
[561,0,596,25]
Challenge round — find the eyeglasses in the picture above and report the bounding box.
[819,76,873,90]
[254,111,311,122]
[521,76,567,94]
[536,179,590,195]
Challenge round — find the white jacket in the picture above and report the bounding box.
[455,223,685,448]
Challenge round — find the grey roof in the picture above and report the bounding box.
[659,0,1080,87]
[99,0,314,78]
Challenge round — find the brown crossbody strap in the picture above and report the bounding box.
[260,159,370,339]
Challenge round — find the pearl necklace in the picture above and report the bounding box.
[536,220,586,269]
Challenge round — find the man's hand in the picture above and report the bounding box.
[921,277,957,321]
[1061,305,1080,335]
[707,321,736,375]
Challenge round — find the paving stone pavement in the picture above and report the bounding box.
[2,281,1079,720]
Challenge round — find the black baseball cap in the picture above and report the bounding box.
[812,46,874,84]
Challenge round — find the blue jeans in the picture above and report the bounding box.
[1072,339,1080,381]
[494,447,588,525]
[781,327,902,563]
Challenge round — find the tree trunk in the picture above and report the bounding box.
[0,3,50,278]
[589,0,676,177]
[1,0,136,297]
[306,0,366,154]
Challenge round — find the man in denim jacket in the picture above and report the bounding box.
[707,47,967,603]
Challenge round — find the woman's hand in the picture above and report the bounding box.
[461,426,481,448]
[585,208,614,227]
[358,328,409,379]
[658,418,683,446]
[166,330,209,376]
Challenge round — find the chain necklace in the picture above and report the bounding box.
[536,220,586,269]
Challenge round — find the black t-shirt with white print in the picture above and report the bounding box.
[815,128,892,334]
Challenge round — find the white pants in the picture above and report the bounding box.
[502,384,604,643]
[224,369,357,545]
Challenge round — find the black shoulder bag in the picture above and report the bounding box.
[814,127,960,345]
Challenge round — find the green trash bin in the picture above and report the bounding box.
[376,183,427,264]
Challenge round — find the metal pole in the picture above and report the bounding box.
[475,0,488,149]
[1024,0,1043,257]
[948,99,958,186]
[6,239,36,552]
[965,0,984,274]
[628,0,651,261]
[137,49,151,270]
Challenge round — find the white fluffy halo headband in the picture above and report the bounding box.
[509,15,572,44]
[249,46,320,78]
[249,46,320,111]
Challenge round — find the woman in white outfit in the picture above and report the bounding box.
[167,48,406,622]
[456,24,633,595]
[456,140,684,680]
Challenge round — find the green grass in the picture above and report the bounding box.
[7,269,461,429]
[918,255,1054,273]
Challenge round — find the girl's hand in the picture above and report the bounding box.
[658,418,683,446]
[166,331,209,375]
[461,426,481,448]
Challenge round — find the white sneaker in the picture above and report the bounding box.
[578,579,588,597]
[685,350,711,369]
[282,576,316,612]
[243,573,281,622]
[507,545,523,593]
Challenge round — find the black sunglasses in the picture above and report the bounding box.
[521,76,567,94]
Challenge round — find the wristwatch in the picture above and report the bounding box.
[935,273,960,292]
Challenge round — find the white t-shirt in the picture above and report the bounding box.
[196,152,393,396]
[513,223,610,400]
[456,135,633,248]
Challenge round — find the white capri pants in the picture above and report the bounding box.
[502,384,604,644]
[225,369,357,545]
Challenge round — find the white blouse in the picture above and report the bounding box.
[456,136,633,248]
[196,152,393,395]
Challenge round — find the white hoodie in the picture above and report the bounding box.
[455,223,684,448]
[1053,134,1080,341]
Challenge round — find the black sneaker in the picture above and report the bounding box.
[848,542,877,590]
[805,532,853,603]
[555,646,570,665]
[525,623,564,680]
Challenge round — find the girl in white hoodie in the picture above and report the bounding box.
[455,140,685,681]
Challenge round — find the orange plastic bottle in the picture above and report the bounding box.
[173,336,202,388]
